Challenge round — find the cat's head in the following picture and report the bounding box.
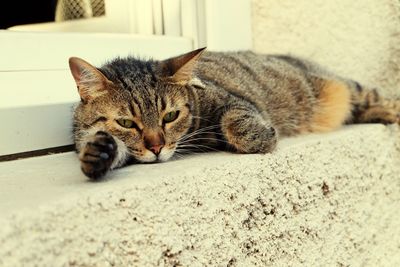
[69,48,205,164]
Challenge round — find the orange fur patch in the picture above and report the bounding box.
[310,80,351,132]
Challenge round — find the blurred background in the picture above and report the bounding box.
[0,0,105,29]
[0,0,57,29]
[1,0,399,98]
[0,0,253,51]
[1,0,399,95]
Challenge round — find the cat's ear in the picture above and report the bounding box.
[68,57,112,102]
[161,47,206,85]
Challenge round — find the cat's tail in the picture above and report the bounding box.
[347,81,400,125]
[306,76,399,133]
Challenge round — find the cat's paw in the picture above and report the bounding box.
[256,126,278,153]
[223,121,278,154]
[239,126,277,154]
[79,131,117,180]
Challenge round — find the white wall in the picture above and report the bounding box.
[251,0,400,97]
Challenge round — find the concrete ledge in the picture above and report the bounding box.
[0,124,399,266]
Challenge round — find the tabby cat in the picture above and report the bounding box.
[68,48,400,179]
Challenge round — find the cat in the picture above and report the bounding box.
[68,48,400,180]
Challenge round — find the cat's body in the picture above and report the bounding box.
[69,49,400,179]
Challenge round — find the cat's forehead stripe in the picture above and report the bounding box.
[112,67,129,89]
[155,94,161,112]
[102,58,158,91]
[161,96,166,110]
[128,102,136,117]
[132,96,143,115]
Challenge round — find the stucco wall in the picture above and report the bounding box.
[251,0,400,97]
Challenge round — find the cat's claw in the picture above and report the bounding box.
[79,131,117,180]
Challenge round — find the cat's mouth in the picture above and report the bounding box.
[135,146,175,163]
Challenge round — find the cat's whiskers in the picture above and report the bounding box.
[178,132,225,144]
[173,149,208,160]
[191,115,214,123]
[178,137,230,146]
[178,124,220,142]
[177,124,227,154]
[173,147,205,160]
[174,147,194,155]
[184,124,220,134]
[177,143,221,153]
[179,133,225,141]
[172,152,185,160]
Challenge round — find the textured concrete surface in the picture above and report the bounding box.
[0,124,399,266]
[251,0,400,98]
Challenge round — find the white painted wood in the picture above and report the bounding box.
[152,0,164,35]
[126,0,138,33]
[202,0,252,51]
[162,0,182,36]
[0,31,192,71]
[177,0,253,51]
[181,0,199,48]
[0,70,78,155]
[0,101,76,156]
[0,31,193,156]
[195,0,207,48]
[134,0,154,35]
[0,71,77,109]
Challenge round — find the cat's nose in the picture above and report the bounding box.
[143,130,165,156]
[148,144,164,155]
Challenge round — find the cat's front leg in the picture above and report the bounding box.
[220,106,278,154]
[78,131,118,180]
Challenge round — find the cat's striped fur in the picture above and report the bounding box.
[69,48,400,179]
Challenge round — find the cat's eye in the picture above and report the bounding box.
[116,119,137,129]
[163,111,179,123]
